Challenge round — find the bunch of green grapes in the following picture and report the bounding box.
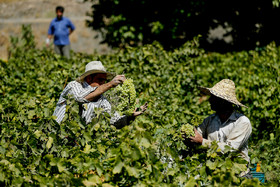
[180,123,195,138]
[109,78,136,115]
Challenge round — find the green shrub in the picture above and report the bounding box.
[0,25,278,186]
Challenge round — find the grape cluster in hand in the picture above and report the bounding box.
[113,78,136,115]
[181,123,195,138]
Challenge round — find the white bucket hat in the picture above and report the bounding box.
[199,79,247,108]
[76,61,114,82]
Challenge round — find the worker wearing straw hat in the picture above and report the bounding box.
[189,79,252,178]
[53,61,147,127]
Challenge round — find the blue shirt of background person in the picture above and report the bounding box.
[48,15,75,45]
[46,6,75,59]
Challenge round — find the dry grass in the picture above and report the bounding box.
[0,0,110,60]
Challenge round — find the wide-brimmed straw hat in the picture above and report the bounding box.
[199,79,247,108]
[76,61,114,82]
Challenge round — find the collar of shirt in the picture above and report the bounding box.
[211,111,243,127]
[228,111,244,121]
[214,110,241,121]
[55,17,64,21]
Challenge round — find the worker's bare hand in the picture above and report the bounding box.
[110,75,126,87]
[189,128,203,144]
[133,102,148,117]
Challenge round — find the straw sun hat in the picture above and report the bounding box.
[199,79,247,108]
[76,61,114,82]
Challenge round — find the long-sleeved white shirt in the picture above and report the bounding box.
[53,81,130,127]
[197,111,252,162]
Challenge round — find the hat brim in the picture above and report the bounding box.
[198,86,211,96]
[198,86,247,108]
[76,70,115,82]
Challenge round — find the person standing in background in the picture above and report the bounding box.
[46,6,75,59]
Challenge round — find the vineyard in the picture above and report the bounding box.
[0,25,279,186]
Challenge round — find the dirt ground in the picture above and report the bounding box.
[0,0,111,60]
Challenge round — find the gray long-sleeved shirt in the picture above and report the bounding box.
[53,81,129,127]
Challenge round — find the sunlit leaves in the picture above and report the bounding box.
[46,137,53,149]
[0,26,278,186]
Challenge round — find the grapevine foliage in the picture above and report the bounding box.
[0,25,279,186]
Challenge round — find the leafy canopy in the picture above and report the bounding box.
[0,25,279,186]
[86,0,280,52]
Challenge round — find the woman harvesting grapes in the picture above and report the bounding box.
[53,61,147,128]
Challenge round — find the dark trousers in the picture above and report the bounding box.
[54,45,70,59]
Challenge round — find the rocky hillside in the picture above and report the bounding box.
[0,0,110,60]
